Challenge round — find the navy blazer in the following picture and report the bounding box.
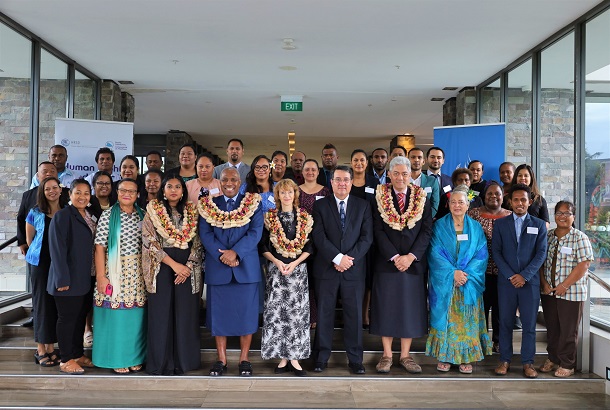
[47,205,95,297]
[199,194,263,285]
[491,213,548,283]
[312,194,373,281]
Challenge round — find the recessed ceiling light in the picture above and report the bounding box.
[279,66,297,71]
[282,38,296,50]
[0,68,4,73]
[442,87,458,91]
[391,97,398,102]
[118,80,134,85]
[431,97,445,101]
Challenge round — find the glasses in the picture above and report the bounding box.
[117,188,138,195]
[254,165,269,171]
[332,178,351,184]
[95,182,111,186]
[555,211,573,217]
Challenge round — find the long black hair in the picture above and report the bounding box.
[157,173,188,218]
[245,154,273,194]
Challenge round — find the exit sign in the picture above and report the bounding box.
[281,102,303,111]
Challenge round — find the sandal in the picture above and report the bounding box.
[459,364,473,374]
[48,349,61,363]
[539,359,557,373]
[209,361,227,376]
[436,362,451,372]
[113,368,130,374]
[75,356,95,368]
[59,359,84,375]
[238,360,253,377]
[34,351,57,367]
[129,364,143,373]
[554,367,574,378]
[83,331,93,348]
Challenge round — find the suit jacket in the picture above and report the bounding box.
[199,194,263,285]
[316,168,333,189]
[373,188,433,275]
[430,172,453,220]
[212,162,251,182]
[491,213,547,283]
[47,205,95,297]
[417,173,440,218]
[312,195,373,281]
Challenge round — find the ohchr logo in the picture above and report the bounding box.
[105,141,114,149]
[61,138,70,147]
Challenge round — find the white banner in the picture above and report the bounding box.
[55,118,133,180]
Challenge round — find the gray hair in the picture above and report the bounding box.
[389,156,411,172]
[451,184,470,201]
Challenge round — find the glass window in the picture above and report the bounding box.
[0,23,32,299]
[584,8,610,327]
[506,59,533,165]
[539,32,575,229]
[480,78,501,123]
[39,48,68,163]
[74,70,95,119]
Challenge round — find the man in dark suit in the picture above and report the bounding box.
[492,184,547,379]
[312,165,373,374]
[426,146,453,220]
[316,143,339,188]
[284,150,306,185]
[369,147,389,185]
[199,167,263,377]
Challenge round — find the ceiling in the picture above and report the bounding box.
[0,0,603,164]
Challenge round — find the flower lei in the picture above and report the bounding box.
[147,200,198,249]
[264,208,313,258]
[376,183,426,231]
[198,193,261,228]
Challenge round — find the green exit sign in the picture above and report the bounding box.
[281,102,303,111]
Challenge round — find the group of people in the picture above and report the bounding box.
[16,139,593,379]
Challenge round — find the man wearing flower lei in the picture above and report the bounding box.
[370,156,433,375]
[198,167,263,377]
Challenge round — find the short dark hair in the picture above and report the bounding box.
[143,169,164,181]
[468,160,484,171]
[499,161,515,171]
[92,170,113,187]
[350,149,367,159]
[196,152,215,165]
[95,147,115,163]
[426,146,445,158]
[179,144,196,154]
[509,183,532,200]
[372,147,388,156]
[271,150,288,163]
[408,147,424,156]
[330,165,353,180]
[555,200,576,215]
[303,158,320,168]
[322,143,337,153]
[451,168,473,186]
[49,144,67,153]
[291,150,306,159]
[120,155,140,170]
[227,138,244,148]
[69,178,91,194]
[38,161,55,168]
[391,145,407,156]
[116,178,138,191]
[146,150,163,160]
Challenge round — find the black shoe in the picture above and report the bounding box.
[22,317,34,328]
[513,316,522,330]
[293,367,307,377]
[314,362,327,372]
[209,361,227,376]
[274,363,291,374]
[238,360,253,377]
[348,362,365,374]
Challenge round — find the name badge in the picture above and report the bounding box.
[209,187,220,195]
[268,195,275,204]
[365,187,375,194]
[457,234,469,241]
[527,227,538,235]
[90,215,98,223]
[315,195,324,201]
[137,221,143,230]
[560,246,573,255]
[424,187,432,194]
[473,190,480,197]
[443,185,451,193]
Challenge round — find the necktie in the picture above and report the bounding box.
[397,193,405,213]
[339,200,346,231]
[227,198,235,211]
[515,217,523,244]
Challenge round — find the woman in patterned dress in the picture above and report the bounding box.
[92,178,147,374]
[426,185,491,374]
[259,179,313,376]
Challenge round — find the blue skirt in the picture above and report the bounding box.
[207,281,259,336]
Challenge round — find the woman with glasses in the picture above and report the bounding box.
[92,178,147,374]
[240,155,276,213]
[186,153,222,203]
[539,201,593,377]
[92,171,114,211]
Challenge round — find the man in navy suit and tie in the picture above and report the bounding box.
[492,184,547,378]
[426,146,453,220]
[312,165,373,374]
[199,167,263,377]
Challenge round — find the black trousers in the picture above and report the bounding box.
[541,295,583,370]
[483,274,499,343]
[29,262,57,344]
[146,247,201,375]
[314,277,364,365]
[55,294,91,362]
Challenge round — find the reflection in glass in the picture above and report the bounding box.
[39,49,68,163]
[585,8,610,327]
[507,60,532,165]
[74,70,95,119]
[480,78,501,123]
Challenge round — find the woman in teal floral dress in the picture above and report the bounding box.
[426,185,491,374]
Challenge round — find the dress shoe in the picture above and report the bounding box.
[513,316,522,330]
[274,363,291,374]
[495,361,510,375]
[348,362,365,374]
[313,362,327,373]
[292,367,307,377]
[21,317,34,328]
[523,364,538,379]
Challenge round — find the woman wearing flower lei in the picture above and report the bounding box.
[142,174,203,375]
[370,156,433,375]
[260,179,313,377]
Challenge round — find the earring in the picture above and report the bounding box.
[163,195,167,200]
[180,194,183,200]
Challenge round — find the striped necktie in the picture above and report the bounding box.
[397,193,405,213]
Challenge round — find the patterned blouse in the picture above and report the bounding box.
[94,208,142,255]
[299,186,331,213]
[468,207,512,276]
